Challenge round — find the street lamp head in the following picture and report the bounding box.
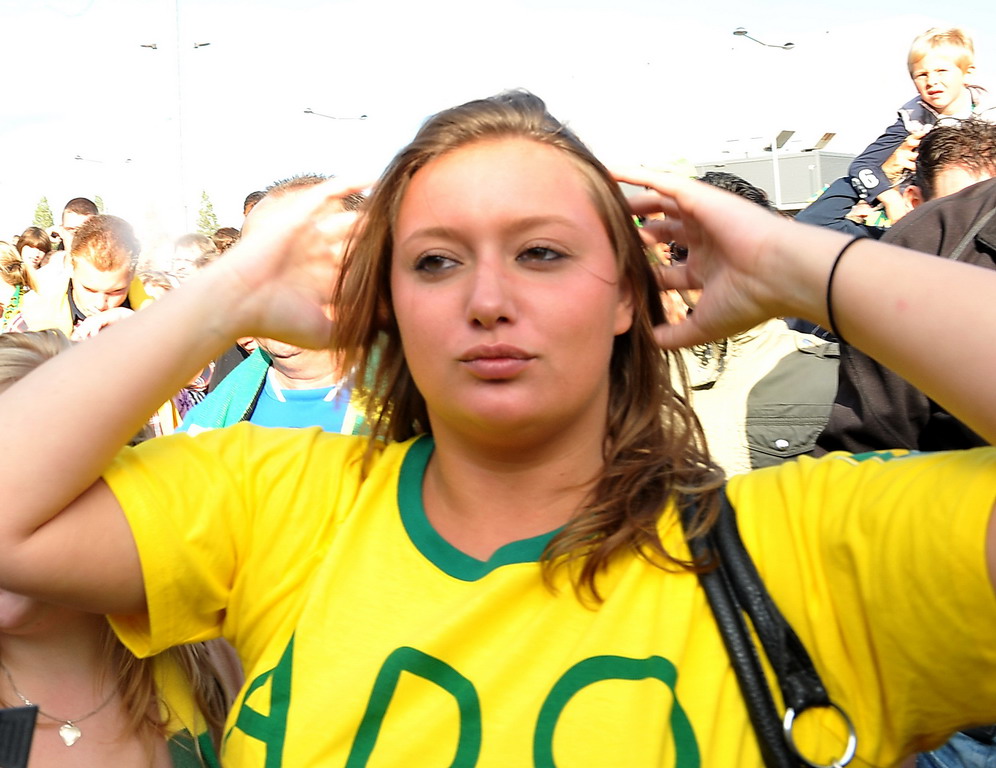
[733,27,748,36]
[782,42,795,50]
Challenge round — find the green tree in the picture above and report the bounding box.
[94,195,106,214]
[196,191,219,235]
[33,197,54,229]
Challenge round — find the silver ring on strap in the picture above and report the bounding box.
[783,702,858,768]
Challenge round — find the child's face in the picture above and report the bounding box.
[911,48,974,116]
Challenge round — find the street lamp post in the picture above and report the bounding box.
[732,27,794,50]
[139,1,210,233]
[303,108,368,120]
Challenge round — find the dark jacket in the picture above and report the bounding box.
[817,177,996,454]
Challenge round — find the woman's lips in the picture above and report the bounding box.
[459,344,534,379]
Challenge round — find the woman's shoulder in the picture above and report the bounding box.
[115,425,422,493]
[727,446,996,573]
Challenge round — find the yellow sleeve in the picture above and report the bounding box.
[729,448,996,763]
[104,425,368,659]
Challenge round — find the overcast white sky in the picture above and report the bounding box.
[3,0,996,252]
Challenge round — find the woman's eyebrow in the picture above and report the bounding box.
[402,215,580,244]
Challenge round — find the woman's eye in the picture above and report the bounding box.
[518,246,565,263]
[414,254,458,274]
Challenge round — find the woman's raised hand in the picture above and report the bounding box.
[211,178,370,350]
[614,168,846,349]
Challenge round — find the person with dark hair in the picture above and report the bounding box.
[59,197,99,254]
[242,191,265,218]
[1,92,996,766]
[264,173,365,211]
[34,198,99,299]
[697,171,775,210]
[907,118,996,203]
[15,227,52,270]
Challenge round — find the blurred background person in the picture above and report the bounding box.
[0,243,36,333]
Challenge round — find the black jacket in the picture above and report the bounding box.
[816,178,996,454]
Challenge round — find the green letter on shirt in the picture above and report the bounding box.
[534,655,699,768]
[347,646,482,767]
[226,636,294,768]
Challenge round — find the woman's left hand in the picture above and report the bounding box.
[615,168,843,349]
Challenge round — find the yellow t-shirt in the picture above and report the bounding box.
[155,652,222,767]
[104,426,996,767]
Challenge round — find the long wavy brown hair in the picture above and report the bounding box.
[334,90,723,600]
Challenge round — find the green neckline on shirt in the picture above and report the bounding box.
[398,435,559,581]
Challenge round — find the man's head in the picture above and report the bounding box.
[906,120,996,205]
[60,197,98,254]
[907,28,976,117]
[697,172,776,212]
[70,215,139,316]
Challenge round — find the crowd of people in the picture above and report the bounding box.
[0,24,995,768]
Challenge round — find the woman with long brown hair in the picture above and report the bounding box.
[0,92,994,766]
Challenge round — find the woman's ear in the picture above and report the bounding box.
[614,279,635,335]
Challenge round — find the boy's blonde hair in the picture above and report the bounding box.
[908,27,975,74]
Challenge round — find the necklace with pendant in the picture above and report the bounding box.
[1,662,117,746]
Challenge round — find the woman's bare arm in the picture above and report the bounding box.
[617,169,996,445]
[0,180,361,613]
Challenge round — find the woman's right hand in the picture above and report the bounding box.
[208,178,369,350]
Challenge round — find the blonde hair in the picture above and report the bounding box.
[0,330,234,752]
[908,26,975,74]
[334,90,723,600]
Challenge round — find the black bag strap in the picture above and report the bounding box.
[0,705,37,768]
[681,491,857,768]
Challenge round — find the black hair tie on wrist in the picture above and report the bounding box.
[826,237,863,345]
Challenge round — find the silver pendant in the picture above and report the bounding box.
[59,723,82,746]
